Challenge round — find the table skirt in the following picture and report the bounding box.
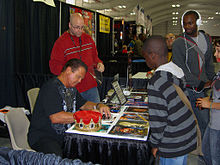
[64,133,154,165]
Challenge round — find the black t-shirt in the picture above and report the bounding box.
[28,77,87,146]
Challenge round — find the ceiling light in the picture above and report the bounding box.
[104,9,112,12]
[172,12,179,15]
[172,17,178,19]
[171,4,181,8]
[66,0,75,4]
[213,24,220,27]
[118,5,126,9]
[96,9,106,13]
[114,17,123,20]
[96,9,102,12]
[216,12,220,15]
[130,12,135,15]
[208,17,214,19]
[96,9,112,13]
[83,0,95,3]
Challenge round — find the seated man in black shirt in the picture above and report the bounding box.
[28,59,110,157]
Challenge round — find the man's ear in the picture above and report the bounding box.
[150,52,156,60]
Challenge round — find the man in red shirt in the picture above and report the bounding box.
[50,13,104,103]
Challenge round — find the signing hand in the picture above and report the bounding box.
[96,63,105,73]
[97,103,111,118]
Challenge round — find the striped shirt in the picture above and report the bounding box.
[147,64,197,158]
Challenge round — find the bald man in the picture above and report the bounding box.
[49,13,104,103]
[142,36,197,164]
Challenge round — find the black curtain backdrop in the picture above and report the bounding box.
[0,0,16,107]
[14,0,62,74]
[0,0,114,109]
[0,0,70,109]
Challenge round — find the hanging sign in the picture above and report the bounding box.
[33,0,56,7]
[99,15,110,33]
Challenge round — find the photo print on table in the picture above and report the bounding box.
[125,107,149,113]
[120,112,149,121]
[109,120,149,138]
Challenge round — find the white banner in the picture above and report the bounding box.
[33,0,56,7]
[133,4,145,27]
[145,15,152,36]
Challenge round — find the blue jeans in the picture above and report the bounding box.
[80,87,100,103]
[186,89,209,138]
[202,126,220,165]
[159,155,187,165]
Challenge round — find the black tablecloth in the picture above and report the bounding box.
[132,78,148,89]
[63,133,154,165]
[103,60,150,77]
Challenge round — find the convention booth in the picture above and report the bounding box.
[1,1,152,164]
[1,0,149,110]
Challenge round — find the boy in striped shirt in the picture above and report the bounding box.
[142,36,197,165]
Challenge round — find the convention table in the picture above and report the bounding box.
[63,133,154,165]
[63,87,153,165]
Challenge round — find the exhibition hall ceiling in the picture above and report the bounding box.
[75,0,220,32]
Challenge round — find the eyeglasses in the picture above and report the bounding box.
[166,37,175,40]
[71,24,84,30]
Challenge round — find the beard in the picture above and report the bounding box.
[185,28,198,37]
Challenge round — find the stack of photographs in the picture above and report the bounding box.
[108,120,149,139]
[124,101,148,108]
[108,107,149,139]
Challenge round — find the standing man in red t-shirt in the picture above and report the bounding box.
[49,13,104,103]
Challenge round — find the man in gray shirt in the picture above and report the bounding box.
[172,10,215,138]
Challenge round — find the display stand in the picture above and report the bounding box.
[111,80,127,105]
[127,52,133,89]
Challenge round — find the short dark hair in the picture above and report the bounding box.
[138,33,146,42]
[184,10,199,20]
[214,39,220,47]
[61,58,88,73]
[142,35,168,58]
